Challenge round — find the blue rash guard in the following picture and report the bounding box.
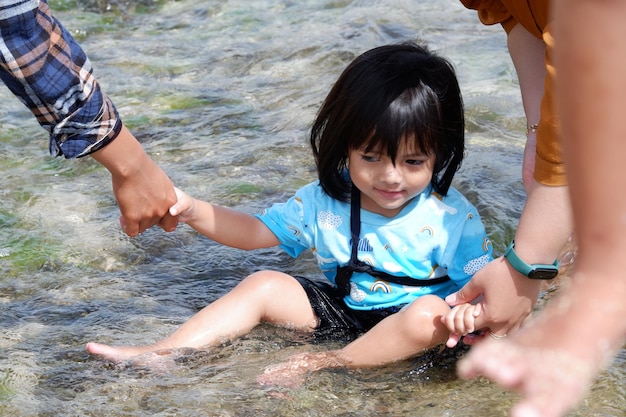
[256,180,493,311]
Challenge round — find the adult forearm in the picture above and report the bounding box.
[554,0,626,330]
[90,126,152,179]
[513,181,573,265]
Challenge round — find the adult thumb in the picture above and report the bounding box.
[445,277,482,307]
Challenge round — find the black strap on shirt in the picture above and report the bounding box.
[335,186,450,297]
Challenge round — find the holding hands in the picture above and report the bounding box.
[168,187,196,222]
[441,256,541,347]
[91,126,179,237]
[442,301,482,348]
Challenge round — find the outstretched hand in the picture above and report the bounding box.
[168,187,196,222]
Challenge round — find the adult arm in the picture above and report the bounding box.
[507,24,545,190]
[457,4,626,416]
[446,23,573,338]
[90,125,177,236]
[554,0,626,343]
[0,0,176,236]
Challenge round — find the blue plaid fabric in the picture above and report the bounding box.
[0,0,121,158]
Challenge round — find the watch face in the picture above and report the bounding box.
[528,268,559,280]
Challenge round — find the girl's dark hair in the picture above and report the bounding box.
[310,42,465,202]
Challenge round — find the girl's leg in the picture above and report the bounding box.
[337,294,451,366]
[259,294,451,385]
[86,271,317,362]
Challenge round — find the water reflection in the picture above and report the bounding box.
[0,0,623,416]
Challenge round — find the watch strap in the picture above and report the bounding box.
[504,240,559,279]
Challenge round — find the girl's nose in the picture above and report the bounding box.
[381,162,402,183]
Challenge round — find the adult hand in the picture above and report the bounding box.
[445,256,542,346]
[456,271,624,417]
[113,157,178,236]
[92,125,178,237]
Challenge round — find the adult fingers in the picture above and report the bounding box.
[445,275,482,306]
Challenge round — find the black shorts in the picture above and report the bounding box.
[294,276,404,342]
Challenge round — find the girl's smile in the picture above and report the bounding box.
[375,188,406,200]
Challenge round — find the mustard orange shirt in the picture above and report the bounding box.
[461,0,566,186]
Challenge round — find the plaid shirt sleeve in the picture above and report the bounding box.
[0,0,121,158]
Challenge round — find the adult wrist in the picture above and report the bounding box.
[91,125,148,178]
[504,240,559,279]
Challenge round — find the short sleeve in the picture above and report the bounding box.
[255,191,313,258]
[460,0,518,33]
[437,191,493,285]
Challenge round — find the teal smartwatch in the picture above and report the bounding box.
[504,241,559,280]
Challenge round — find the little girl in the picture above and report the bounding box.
[87,43,492,384]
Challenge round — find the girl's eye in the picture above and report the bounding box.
[361,154,379,162]
[406,159,424,166]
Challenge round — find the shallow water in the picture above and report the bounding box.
[0,0,623,416]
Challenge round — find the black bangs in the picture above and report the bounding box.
[361,85,441,162]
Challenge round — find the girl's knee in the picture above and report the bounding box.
[401,295,450,329]
[390,296,450,348]
[238,270,301,298]
[239,271,315,329]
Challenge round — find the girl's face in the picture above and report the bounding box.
[348,139,435,217]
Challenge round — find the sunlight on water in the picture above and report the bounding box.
[0,0,623,416]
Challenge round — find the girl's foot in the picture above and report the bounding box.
[257,351,344,388]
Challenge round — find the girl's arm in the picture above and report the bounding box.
[170,188,280,250]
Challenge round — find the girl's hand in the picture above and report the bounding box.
[169,187,196,223]
[442,302,482,348]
